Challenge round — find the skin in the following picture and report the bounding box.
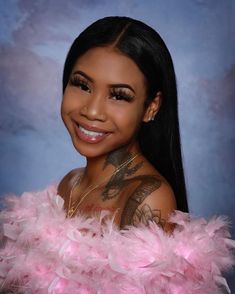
[58,46,176,232]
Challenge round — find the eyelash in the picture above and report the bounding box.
[70,76,90,92]
[69,76,134,102]
[110,89,134,102]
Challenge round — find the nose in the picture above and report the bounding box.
[80,92,107,122]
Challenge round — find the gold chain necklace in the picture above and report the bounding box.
[67,152,140,218]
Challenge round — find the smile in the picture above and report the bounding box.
[79,126,105,137]
[74,122,110,143]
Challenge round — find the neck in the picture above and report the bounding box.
[82,142,141,186]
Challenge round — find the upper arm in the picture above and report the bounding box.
[130,182,176,232]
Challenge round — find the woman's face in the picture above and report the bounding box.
[61,46,151,158]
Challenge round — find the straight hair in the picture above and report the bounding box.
[63,16,188,212]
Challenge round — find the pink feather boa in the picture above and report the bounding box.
[0,184,234,294]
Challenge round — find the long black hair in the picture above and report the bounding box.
[62,16,188,213]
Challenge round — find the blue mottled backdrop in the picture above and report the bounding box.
[0,0,234,288]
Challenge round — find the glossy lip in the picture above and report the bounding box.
[73,121,111,144]
[74,120,110,133]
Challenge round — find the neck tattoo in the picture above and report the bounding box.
[67,152,140,218]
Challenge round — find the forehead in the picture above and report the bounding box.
[72,46,146,88]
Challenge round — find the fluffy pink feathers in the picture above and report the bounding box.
[0,185,234,293]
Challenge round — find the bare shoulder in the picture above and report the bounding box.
[121,171,176,232]
[57,167,84,198]
[142,180,177,213]
[135,181,176,229]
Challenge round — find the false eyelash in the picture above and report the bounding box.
[110,89,134,102]
[70,76,90,91]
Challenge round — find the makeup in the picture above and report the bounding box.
[74,122,110,144]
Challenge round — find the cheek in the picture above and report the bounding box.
[112,106,144,133]
[60,95,75,125]
[60,100,69,125]
[61,93,74,112]
[60,98,66,114]
[61,94,79,119]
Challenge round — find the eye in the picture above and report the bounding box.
[70,76,91,93]
[110,89,134,102]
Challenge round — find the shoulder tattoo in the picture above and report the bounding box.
[131,204,166,228]
[120,175,165,228]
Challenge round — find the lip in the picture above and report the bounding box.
[73,121,111,144]
[75,121,109,133]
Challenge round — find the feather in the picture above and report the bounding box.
[0,185,234,293]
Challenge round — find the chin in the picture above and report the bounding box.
[71,140,109,158]
[71,138,131,159]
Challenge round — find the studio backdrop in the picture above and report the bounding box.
[0,0,234,287]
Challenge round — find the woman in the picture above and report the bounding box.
[58,16,187,231]
[0,17,234,294]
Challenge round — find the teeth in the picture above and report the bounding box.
[79,126,105,137]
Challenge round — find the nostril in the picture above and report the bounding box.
[80,103,107,122]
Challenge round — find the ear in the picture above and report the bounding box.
[142,92,162,122]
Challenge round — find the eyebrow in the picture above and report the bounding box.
[72,70,136,94]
